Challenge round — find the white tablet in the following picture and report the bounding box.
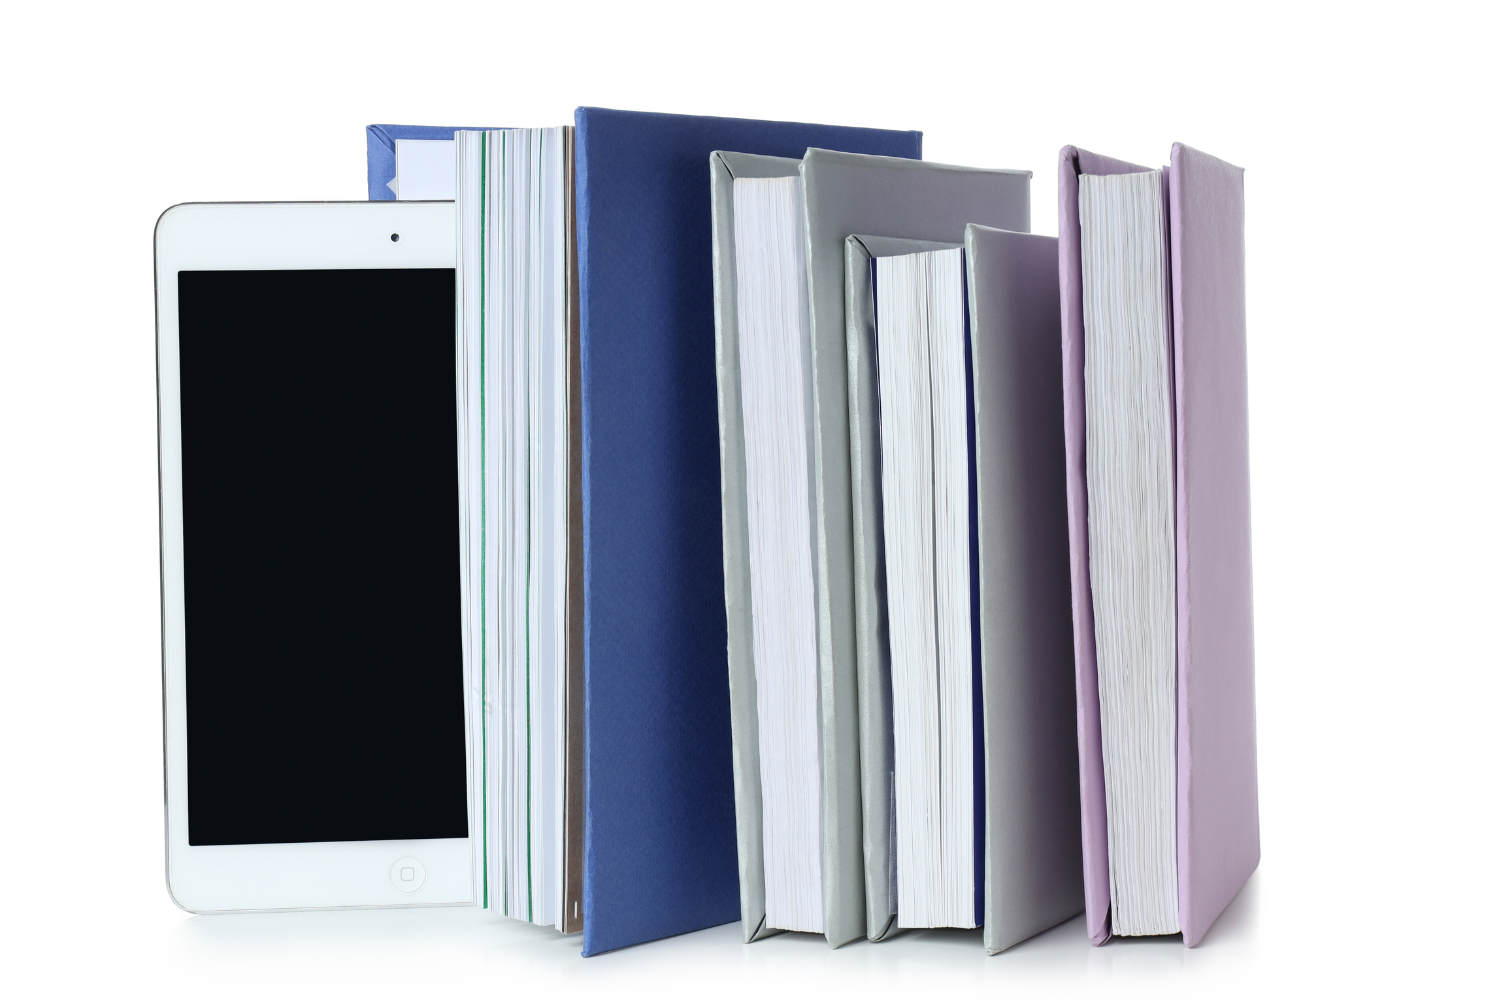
[155,202,473,912]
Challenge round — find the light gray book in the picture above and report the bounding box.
[843,233,960,941]
[709,149,800,944]
[964,224,1084,953]
[802,150,1030,942]
[846,225,1083,952]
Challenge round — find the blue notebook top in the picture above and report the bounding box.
[574,107,921,955]
[365,124,498,200]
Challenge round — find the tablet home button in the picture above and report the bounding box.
[389,856,427,894]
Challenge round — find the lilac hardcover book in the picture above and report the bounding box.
[1058,143,1260,947]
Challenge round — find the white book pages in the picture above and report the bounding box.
[455,130,485,913]
[1079,169,1180,937]
[874,248,977,929]
[457,128,569,929]
[731,176,824,935]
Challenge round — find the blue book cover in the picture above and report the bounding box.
[365,124,497,200]
[574,107,921,955]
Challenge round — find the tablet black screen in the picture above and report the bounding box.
[177,268,467,846]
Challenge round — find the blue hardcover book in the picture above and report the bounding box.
[573,107,919,955]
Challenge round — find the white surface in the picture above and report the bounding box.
[153,201,473,913]
[393,139,457,199]
[732,176,823,935]
[0,0,1494,996]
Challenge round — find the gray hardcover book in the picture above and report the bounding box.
[843,233,961,942]
[708,149,800,944]
[800,149,1030,943]
[847,226,1083,951]
[965,224,1084,953]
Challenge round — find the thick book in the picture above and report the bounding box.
[1058,144,1259,948]
[454,127,584,937]
[844,229,1083,953]
[811,152,1030,942]
[708,150,804,945]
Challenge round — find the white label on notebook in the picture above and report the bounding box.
[394,139,457,200]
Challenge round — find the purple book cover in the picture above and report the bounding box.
[1058,144,1259,948]
[1168,144,1260,947]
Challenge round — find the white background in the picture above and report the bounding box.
[1,1,1495,996]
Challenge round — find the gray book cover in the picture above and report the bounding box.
[801,149,1030,942]
[965,223,1084,953]
[708,149,800,944]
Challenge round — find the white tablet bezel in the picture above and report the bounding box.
[155,201,473,913]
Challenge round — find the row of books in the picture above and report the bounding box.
[367,109,1258,956]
